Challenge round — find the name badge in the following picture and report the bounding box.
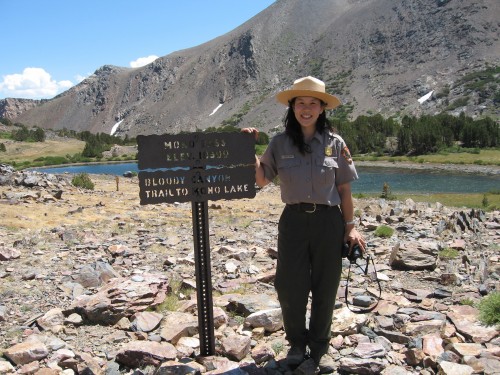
[281,155,295,159]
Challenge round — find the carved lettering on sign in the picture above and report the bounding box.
[137,132,255,170]
[143,176,186,186]
[138,166,255,204]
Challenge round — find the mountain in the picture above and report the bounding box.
[3,0,499,137]
[0,98,46,120]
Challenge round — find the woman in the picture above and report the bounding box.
[243,76,365,373]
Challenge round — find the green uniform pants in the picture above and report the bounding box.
[275,204,344,361]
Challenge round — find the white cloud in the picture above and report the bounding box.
[0,67,73,99]
[75,74,89,83]
[130,55,159,68]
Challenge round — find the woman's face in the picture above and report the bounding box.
[292,96,325,130]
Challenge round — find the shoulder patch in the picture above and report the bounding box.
[341,145,353,164]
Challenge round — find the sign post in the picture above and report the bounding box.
[137,132,256,356]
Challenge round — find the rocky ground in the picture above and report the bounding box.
[0,164,499,375]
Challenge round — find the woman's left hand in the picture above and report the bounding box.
[344,226,366,253]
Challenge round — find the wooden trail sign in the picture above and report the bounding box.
[137,132,256,170]
[138,166,256,204]
[137,132,256,356]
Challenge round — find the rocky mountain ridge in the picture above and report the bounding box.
[1,0,499,137]
[0,98,45,121]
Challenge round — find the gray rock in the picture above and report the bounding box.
[225,294,280,316]
[115,341,177,368]
[220,334,251,361]
[389,241,438,270]
[0,305,6,322]
[438,361,474,375]
[74,261,120,288]
[130,311,163,332]
[155,360,204,375]
[0,247,21,261]
[446,305,499,343]
[245,308,283,332]
[4,338,49,365]
[373,327,411,345]
[36,308,65,331]
[68,273,169,325]
[338,357,386,374]
[352,342,387,358]
[0,360,15,373]
[159,312,198,344]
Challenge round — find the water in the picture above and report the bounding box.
[34,162,499,194]
[354,166,498,194]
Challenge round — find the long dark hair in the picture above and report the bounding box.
[284,98,334,154]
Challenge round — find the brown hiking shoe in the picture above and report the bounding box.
[286,345,306,367]
[292,358,317,375]
[316,354,335,374]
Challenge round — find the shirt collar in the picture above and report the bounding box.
[313,131,323,145]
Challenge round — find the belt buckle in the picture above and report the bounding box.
[305,203,316,213]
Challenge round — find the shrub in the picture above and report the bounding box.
[446,97,469,111]
[381,182,395,200]
[459,298,474,306]
[271,341,285,355]
[0,117,13,126]
[47,156,69,165]
[478,292,500,328]
[0,143,6,152]
[438,248,460,259]
[482,194,489,208]
[256,131,269,145]
[374,225,394,238]
[71,173,95,190]
[255,144,267,156]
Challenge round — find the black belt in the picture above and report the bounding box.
[286,203,334,213]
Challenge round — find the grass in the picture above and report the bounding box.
[439,248,460,259]
[356,149,500,166]
[153,278,189,313]
[0,137,136,169]
[0,173,195,231]
[227,282,254,295]
[0,138,85,165]
[228,312,246,326]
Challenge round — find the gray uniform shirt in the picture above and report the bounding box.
[259,130,358,205]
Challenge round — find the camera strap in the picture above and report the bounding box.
[344,255,382,314]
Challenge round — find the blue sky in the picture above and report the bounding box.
[0,0,275,100]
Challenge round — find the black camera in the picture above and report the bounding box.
[342,242,363,264]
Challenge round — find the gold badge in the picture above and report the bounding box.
[324,147,332,156]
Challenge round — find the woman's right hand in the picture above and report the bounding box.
[241,128,269,187]
[241,127,259,141]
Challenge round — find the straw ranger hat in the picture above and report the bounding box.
[276,76,341,109]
